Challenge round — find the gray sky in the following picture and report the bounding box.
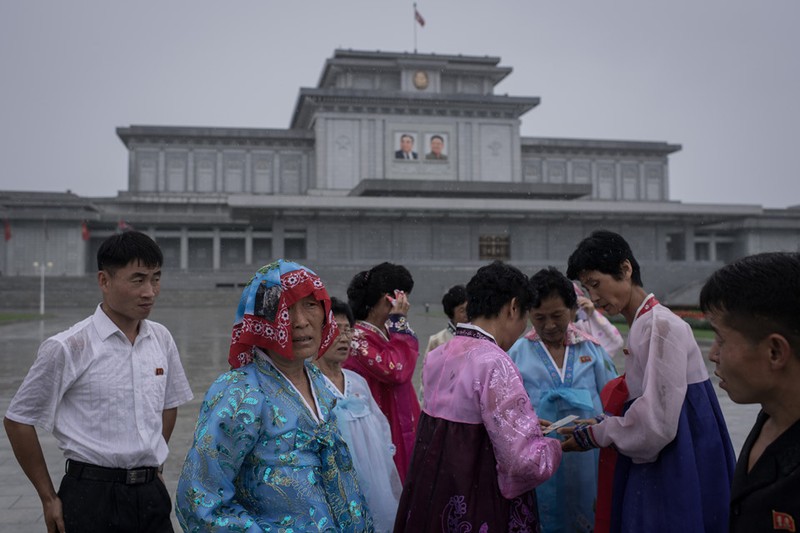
[2,0,798,208]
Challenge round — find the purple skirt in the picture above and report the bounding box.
[395,412,540,532]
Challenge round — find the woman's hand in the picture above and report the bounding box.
[577,296,596,318]
[538,418,552,432]
[558,418,599,452]
[389,290,410,315]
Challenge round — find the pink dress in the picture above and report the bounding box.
[396,325,562,532]
[343,313,420,482]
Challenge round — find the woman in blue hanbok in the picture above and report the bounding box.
[176,260,373,532]
[509,267,618,533]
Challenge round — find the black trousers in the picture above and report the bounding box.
[58,473,174,533]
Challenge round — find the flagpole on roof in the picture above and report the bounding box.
[413,3,418,53]
[413,4,425,53]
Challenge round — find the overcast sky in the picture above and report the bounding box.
[2,1,798,208]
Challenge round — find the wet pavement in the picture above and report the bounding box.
[0,306,761,531]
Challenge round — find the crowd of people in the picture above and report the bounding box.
[4,229,799,532]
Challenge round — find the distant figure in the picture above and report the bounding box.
[700,252,800,533]
[560,230,735,533]
[425,134,447,160]
[419,284,468,401]
[395,134,418,160]
[4,231,193,533]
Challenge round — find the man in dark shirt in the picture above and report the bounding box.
[700,252,800,533]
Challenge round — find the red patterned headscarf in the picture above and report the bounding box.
[228,260,337,368]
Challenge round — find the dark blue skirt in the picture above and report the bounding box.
[611,380,736,532]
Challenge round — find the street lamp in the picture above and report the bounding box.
[32,261,53,315]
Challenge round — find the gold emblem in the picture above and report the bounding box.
[413,70,429,90]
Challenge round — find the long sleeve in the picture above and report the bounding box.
[346,315,419,385]
[176,372,263,532]
[478,355,562,499]
[590,312,690,463]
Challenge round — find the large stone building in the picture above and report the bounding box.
[2,49,799,304]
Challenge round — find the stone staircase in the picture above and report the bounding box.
[0,274,242,311]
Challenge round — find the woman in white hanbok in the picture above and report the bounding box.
[314,297,402,533]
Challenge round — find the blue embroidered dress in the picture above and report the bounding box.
[509,324,618,533]
[176,351,373,532]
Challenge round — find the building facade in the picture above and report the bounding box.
[2,49,798,304]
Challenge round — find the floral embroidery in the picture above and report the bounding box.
[443,495,472,532]
[176,357,372,532]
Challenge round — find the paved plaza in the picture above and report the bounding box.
[1,305,761,532]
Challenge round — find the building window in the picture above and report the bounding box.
[285,237,307,260]
[716,242,735,263]
[695,242,711,262]
[479,235,510,261]
[252,238,273,266]
[666,233,685,261]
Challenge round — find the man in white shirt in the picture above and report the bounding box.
[4,231,193,533]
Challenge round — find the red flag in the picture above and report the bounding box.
[81,221,90,241]
[3,219,10,242]
[117,219,133,233]
[414,8,425,27]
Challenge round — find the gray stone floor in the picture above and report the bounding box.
[1,306,761,532]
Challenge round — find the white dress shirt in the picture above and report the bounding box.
[6,304,193,469]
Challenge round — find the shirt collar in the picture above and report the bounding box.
[92,303,150,341]
[456,322,497,344]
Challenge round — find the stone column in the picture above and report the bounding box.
[212,228,221,271]
[180,227,189,271]
[244,227,253,266]
[684,226,696,262]
[272,220,285,259]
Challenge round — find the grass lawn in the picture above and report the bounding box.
[610,320,714,342]
[0,312,44,324]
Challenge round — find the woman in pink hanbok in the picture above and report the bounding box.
[395,261,562,532]
[343,262,420,482]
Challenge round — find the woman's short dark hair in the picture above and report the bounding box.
[441,285,467,320]
[347,262,414,320]
[330,297,355,327]
[530,267,577,310]
[566,230,642,286]
[700,252,800,354]
[97,231,163,274]
[466,261,534,321]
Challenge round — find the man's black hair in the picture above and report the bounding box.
[347,262,414,320]
[700,252,800,354]
[466,261,534,320]
[530,267,577,310]
[566,230,642,286]
[330,297,355,327]
[441,285,467,320]
[97,231,163,274]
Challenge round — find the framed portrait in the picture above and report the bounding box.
[394,132,419,161]
[424,133,448,161]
